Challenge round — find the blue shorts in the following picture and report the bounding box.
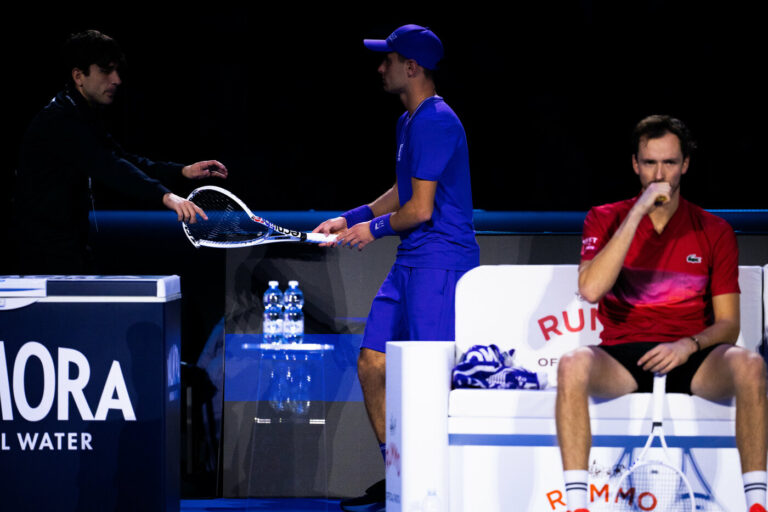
[361,264,467,353]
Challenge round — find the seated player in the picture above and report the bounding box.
[555,115,767,512]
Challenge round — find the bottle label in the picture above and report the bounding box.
[264,318,283,335]
[284,320,304,335]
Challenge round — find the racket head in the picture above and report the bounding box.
[183,186,273,248]
[612,459,695,512]
[182,185,336,248]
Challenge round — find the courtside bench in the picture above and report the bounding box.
[386,264,767,512]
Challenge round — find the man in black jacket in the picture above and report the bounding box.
[14,30,227,274]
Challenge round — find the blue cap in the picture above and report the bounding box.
[363,24,444,70]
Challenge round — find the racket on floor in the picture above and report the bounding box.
[182,186,337,248]
[611,374,695,511]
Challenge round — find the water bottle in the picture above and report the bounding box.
[283,280,304,309]
[283,280,304,343]
[263,281,283,343]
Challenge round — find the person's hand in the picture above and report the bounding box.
[182,160,228,180]
[634,181,672,215]
[313,217,347,247]
[637,338,697,374]
[163,193,208,223]
[336,222,375,251]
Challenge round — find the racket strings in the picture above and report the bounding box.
[613,462,693,511]
[186,189,270,243]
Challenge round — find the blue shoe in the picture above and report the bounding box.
[340,479,385,511]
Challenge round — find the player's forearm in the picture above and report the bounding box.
[387,177,436,231]
[683,292,741,352]
[578,208,645,303]
[690,319,741,350]
[369,185,399,217]
[389,198,433,231]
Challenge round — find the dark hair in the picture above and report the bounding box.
[632,115,697,158]
[62,30,126,85]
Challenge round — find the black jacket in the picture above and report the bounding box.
[14,87,183,273]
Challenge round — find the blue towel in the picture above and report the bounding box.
[452,344,548,390]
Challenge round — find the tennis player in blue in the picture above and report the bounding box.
[313,24,479,512]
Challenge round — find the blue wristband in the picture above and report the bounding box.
[370,214,396,239]
[341,205,374,228]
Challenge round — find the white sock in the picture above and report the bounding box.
[744,471,767,509]
[564,469,589,511]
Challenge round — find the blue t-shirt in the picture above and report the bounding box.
[393,96,480,270]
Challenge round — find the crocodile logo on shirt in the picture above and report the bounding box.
[686,254,702,264]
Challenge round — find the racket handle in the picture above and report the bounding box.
[305,233,338,243]
[652,373,667,422]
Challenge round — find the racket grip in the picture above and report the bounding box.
[652,373,667,422]
[306,233,338,243]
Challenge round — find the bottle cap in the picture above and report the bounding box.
[288,280,299,287]
[268,280,279,287]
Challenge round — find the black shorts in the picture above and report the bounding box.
[598,342,721,394]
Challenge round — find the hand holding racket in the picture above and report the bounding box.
[312,217,348,247]
[637,340,694,375]
[336,221,375,251]
[163,192,207,224]
[611,374,695,511]
[182,186,337,248]
[313,216,380,250]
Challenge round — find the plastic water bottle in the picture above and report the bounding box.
[263,281,283,343]
[283,280,304,343]
[283,280,304,309]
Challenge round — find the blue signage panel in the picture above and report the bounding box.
[0,276,180,512]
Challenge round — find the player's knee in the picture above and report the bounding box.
[557,348,592,389]
[734,351,766,392]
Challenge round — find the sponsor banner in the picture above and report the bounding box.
[451,445,742,511]
[0,277,179,512]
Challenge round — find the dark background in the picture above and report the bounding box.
[4,3,766,216]
[2,3,766,355]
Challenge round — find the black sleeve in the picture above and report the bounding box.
[64,118,175,205]
[116,142,186,188]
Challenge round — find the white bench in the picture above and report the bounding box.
[386,265,766,512]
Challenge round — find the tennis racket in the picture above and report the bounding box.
[182,186,337,248]
[611,374,695,511]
